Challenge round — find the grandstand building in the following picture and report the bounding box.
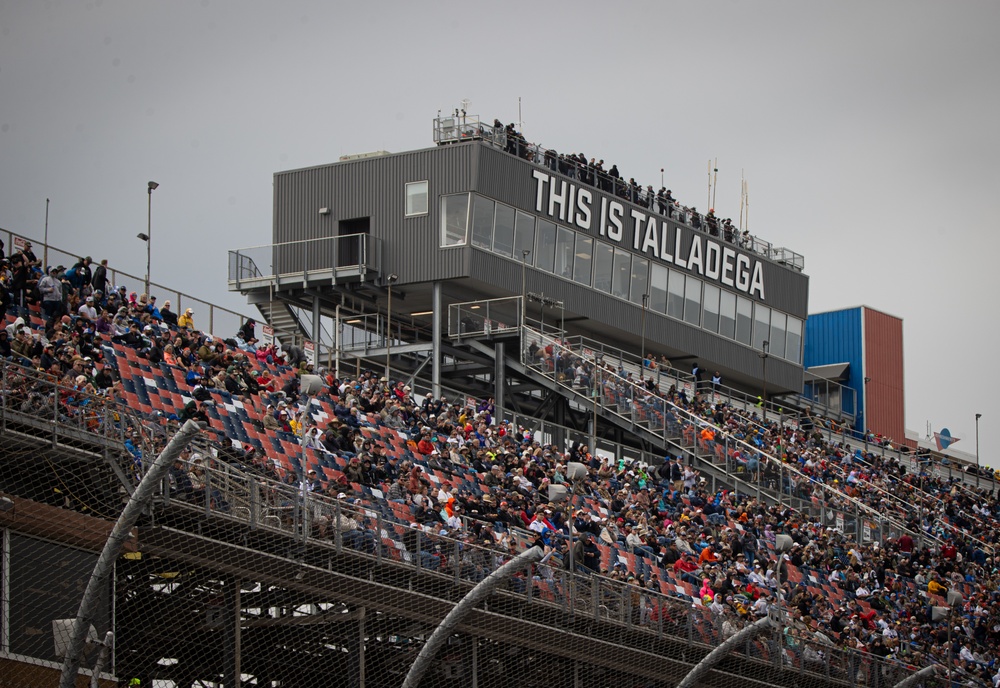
[3,114,996,688]
[229,115,814,416]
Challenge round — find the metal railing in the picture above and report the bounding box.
[152,457,955,688]
[432,116,805,272]
[0,227,256,339]
[227,234,382,288]
[521,328,938,549]
[0,358,154,491]
[447,296,522,339]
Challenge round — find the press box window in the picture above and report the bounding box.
[405,181,428,217]
[440,194,470,247]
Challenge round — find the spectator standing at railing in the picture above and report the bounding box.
[91,258,109,295]
[38,266,64,322]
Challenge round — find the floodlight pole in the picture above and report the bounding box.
[384,274,398,381]
[640,293,649,380]
[975,413,982,488]
[759,340,770,422]
[520,249,530,331]
[144,181,158,297]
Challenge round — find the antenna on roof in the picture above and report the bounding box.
[517,96,524,134]
[739,170,746,229]
[711,158,718,213]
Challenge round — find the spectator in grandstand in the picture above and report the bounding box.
[177,307,194,329]
[158,299,177,326]
[38,266,64,321]
[237,318,257,343]
[90,258,109,295]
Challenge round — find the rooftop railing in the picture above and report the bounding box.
[433,116,805,272]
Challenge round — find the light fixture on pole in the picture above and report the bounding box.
[384,274,398,381]
[975,413,982,488]
[142,181,158,297]
[759,340,769,422]
[520,249,530,331]
[640,293,649,379]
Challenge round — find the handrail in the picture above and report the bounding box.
[0,357,155,492]
[157,456,961,685]
[0,226,257,339]
[524,327,941,550]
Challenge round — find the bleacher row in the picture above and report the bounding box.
[3,300,998,683]
[527,329,993,551]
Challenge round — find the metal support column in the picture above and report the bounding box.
[470,636,478,688]
[223,578,242,688]
[494,341,505,424]
[311,294,321,363]
[432,282,442,398]
[358,606,366,688]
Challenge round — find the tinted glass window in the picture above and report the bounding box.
[683,275,701,325]
[555,227,576,279]
[786,316,802,364]
[593,241,614,293]
[735,296,753,345]
[573,235,593,286]
[769,310,787,359]
[405,180,428,216]
[440,194,469,247]
[667,269,685,319]
[649,263,668,314]
[719,290,736,339]
[513,212,535,263]
[493,204,515,257]
[753,304,771,351]
[535,220,556,273]
[612,248,631,299]
[630,257,649,305]
[470,195,494,249]
[702,284,720,333]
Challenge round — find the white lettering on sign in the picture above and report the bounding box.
[531,170,766,300]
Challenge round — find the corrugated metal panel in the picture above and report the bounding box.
[863,307,905,443]
[273,144,478,285]
[804,308,865,426]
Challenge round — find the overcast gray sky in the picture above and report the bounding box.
[1,0,997,467]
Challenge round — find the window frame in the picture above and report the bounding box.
[404,180,429,217]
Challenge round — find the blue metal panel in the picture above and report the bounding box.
[804,308,865,430]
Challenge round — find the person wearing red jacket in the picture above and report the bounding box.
[673,553,701,586]
[416,433,436,456]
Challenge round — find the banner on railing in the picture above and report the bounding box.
[304,340,317,367]
[862,520,874,542]
[261,325,274,347]
[835,512,845,534]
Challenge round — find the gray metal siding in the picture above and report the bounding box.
[274,144,480,284]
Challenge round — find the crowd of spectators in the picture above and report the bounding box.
[493,120,751,248]
[2,240,999,685]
